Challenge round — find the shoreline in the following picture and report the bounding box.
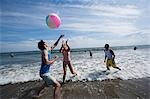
[1,77,149,99]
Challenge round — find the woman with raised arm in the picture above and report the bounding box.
[60,40,77,83]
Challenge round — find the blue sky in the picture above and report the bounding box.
[1,0,150,52]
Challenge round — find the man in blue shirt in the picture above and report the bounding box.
[36,35,64,99]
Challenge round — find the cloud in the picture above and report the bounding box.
[67,4,141,19]
[1,11,45,27]
[56,4,141,35]
[1,0,149,52]
[123,28,150,45]
[66,35,126,48]
[0,39,63,52]
[0,41,38,52]
[1,1,141,35]
[1,29,149,53]
[62,20,139,35]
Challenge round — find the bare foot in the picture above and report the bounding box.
[32,94,42,99]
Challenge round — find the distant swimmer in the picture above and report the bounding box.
[104,44,121,71]
[10,53,14,57]
[134,46,137,50]
[89,50,92,58]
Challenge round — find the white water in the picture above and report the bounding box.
[0,48,150,85]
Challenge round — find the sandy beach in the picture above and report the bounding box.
[1,0,150,98]
[1,77,149,99]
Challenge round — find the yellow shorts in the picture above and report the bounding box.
[106,59,116,68]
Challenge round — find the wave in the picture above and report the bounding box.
[0,48,150,85]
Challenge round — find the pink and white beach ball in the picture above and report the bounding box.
[46,13,61,29]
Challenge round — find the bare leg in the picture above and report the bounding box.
[68,62,76,75]
[36,82,46,96]
[63,62,67,83]
[112,61,121,70]
[53,80,61,99]
[114,67,121,70]
[107,66,110,70]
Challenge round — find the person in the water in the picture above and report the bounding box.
[104,44,121,71]
[89,50,92,58]
[60,40,77,83]
[134,46,137,50]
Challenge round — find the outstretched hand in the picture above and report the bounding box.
[62,39,64,43]
[66,39,68,44]
[60,34,64,38]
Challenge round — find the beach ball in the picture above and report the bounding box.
[46,13,61,29]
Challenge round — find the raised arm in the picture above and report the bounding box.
[59,44,63,53]
[50,34,64,50]
[65,39,70,51]
[66,44,70,51]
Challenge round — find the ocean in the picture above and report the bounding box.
[0,45,150,85]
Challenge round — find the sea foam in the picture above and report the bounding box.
[0,48,150,85]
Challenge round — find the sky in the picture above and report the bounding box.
[0,0,150,52]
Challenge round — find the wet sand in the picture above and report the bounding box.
[0,78,149,99]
